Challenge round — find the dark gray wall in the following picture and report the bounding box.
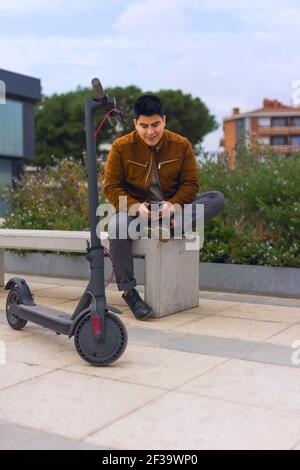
[0,69,41,161]
[0,68,41,102]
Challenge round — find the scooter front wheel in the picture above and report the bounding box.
[74,312,128,366]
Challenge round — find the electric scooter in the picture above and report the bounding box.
[5,78,128,366]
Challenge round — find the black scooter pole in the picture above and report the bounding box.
[85,98,102,248]
[85,78,117,248]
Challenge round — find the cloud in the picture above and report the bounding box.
[0,0,299,150]
[113,0,189,35]
[0,0,106,17]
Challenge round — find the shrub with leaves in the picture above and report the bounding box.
[2,157,105,232]
[199,145,300,267]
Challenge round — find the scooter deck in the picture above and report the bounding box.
[10,304,73,335]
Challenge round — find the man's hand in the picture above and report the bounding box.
[152,201,176,220]
[137,202,150,218]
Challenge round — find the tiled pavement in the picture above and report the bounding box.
[0,273,300,450]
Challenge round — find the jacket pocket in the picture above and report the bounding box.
[158,158,179,170]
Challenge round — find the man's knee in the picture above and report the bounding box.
[213,191,225,212]
[193,191,225,209]
[192,190,225,221]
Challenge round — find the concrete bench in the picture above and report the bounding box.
[0,229,199,318]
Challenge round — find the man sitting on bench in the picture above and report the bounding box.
[104,95,224,320]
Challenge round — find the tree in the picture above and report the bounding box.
[34,85,217,166]
[155,89,217,146]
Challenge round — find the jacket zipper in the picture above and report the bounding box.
[128,159,148,168]
[158,158,179,170]
[144,155,152,189]
[153,148,163,194]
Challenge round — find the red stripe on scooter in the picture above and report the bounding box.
[93,316,101,334]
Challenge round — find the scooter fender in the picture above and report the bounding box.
[5,277,35,305]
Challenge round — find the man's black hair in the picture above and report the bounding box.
[133,94,164,119]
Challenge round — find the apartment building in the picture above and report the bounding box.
[222,98,300,168]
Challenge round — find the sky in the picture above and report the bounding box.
[0,0,300,151]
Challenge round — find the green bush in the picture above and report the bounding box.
[2,158,94,230]
[199,145,300,267]
[2,158,106,256]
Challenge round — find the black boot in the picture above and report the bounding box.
[122,288,153,320]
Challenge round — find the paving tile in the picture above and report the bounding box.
[105,290,128,307]
[124,308,210,331]
[266,325,300,347]
[120,300,233,332]
[65,344,225,390]
[179,359,300,412]
[32,296,76,307]
[0,310,7,324]
[199,290,225,299]
[31,285,85,300]
[0,370,165,440]
[161,334,259,359]
[85,391,300,450]
[243,343,300,369]
[217,303,300,324]
[0,321,39,341]
[0,297,7,309]
[0,420,104,450]
[0,360,51,390]
[6,332,80,368]
[214,293,300,308]
[174,315,288,342]
[292,439,300,450]
[127,327,184,346]
[198,299,234,315]
[41,301,78,314]
[266,298,300,308]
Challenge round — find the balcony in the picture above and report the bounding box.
[269,144,300,154]
[257,127,300,136]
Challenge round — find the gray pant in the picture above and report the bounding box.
[108,191,225,291]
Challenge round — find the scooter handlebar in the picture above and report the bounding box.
[91,77,105,99]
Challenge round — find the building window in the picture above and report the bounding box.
[271,136,287,145]
[258,136,270,145]
[291,136,300,145]
[258,117,271,128]
[0,99,23,157]
[291,117,300,127]
[271,117,286,127]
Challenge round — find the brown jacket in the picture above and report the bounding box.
[103,129,199,212]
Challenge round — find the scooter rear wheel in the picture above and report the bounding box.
[6,287,28,330]
[74,312,127,366]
